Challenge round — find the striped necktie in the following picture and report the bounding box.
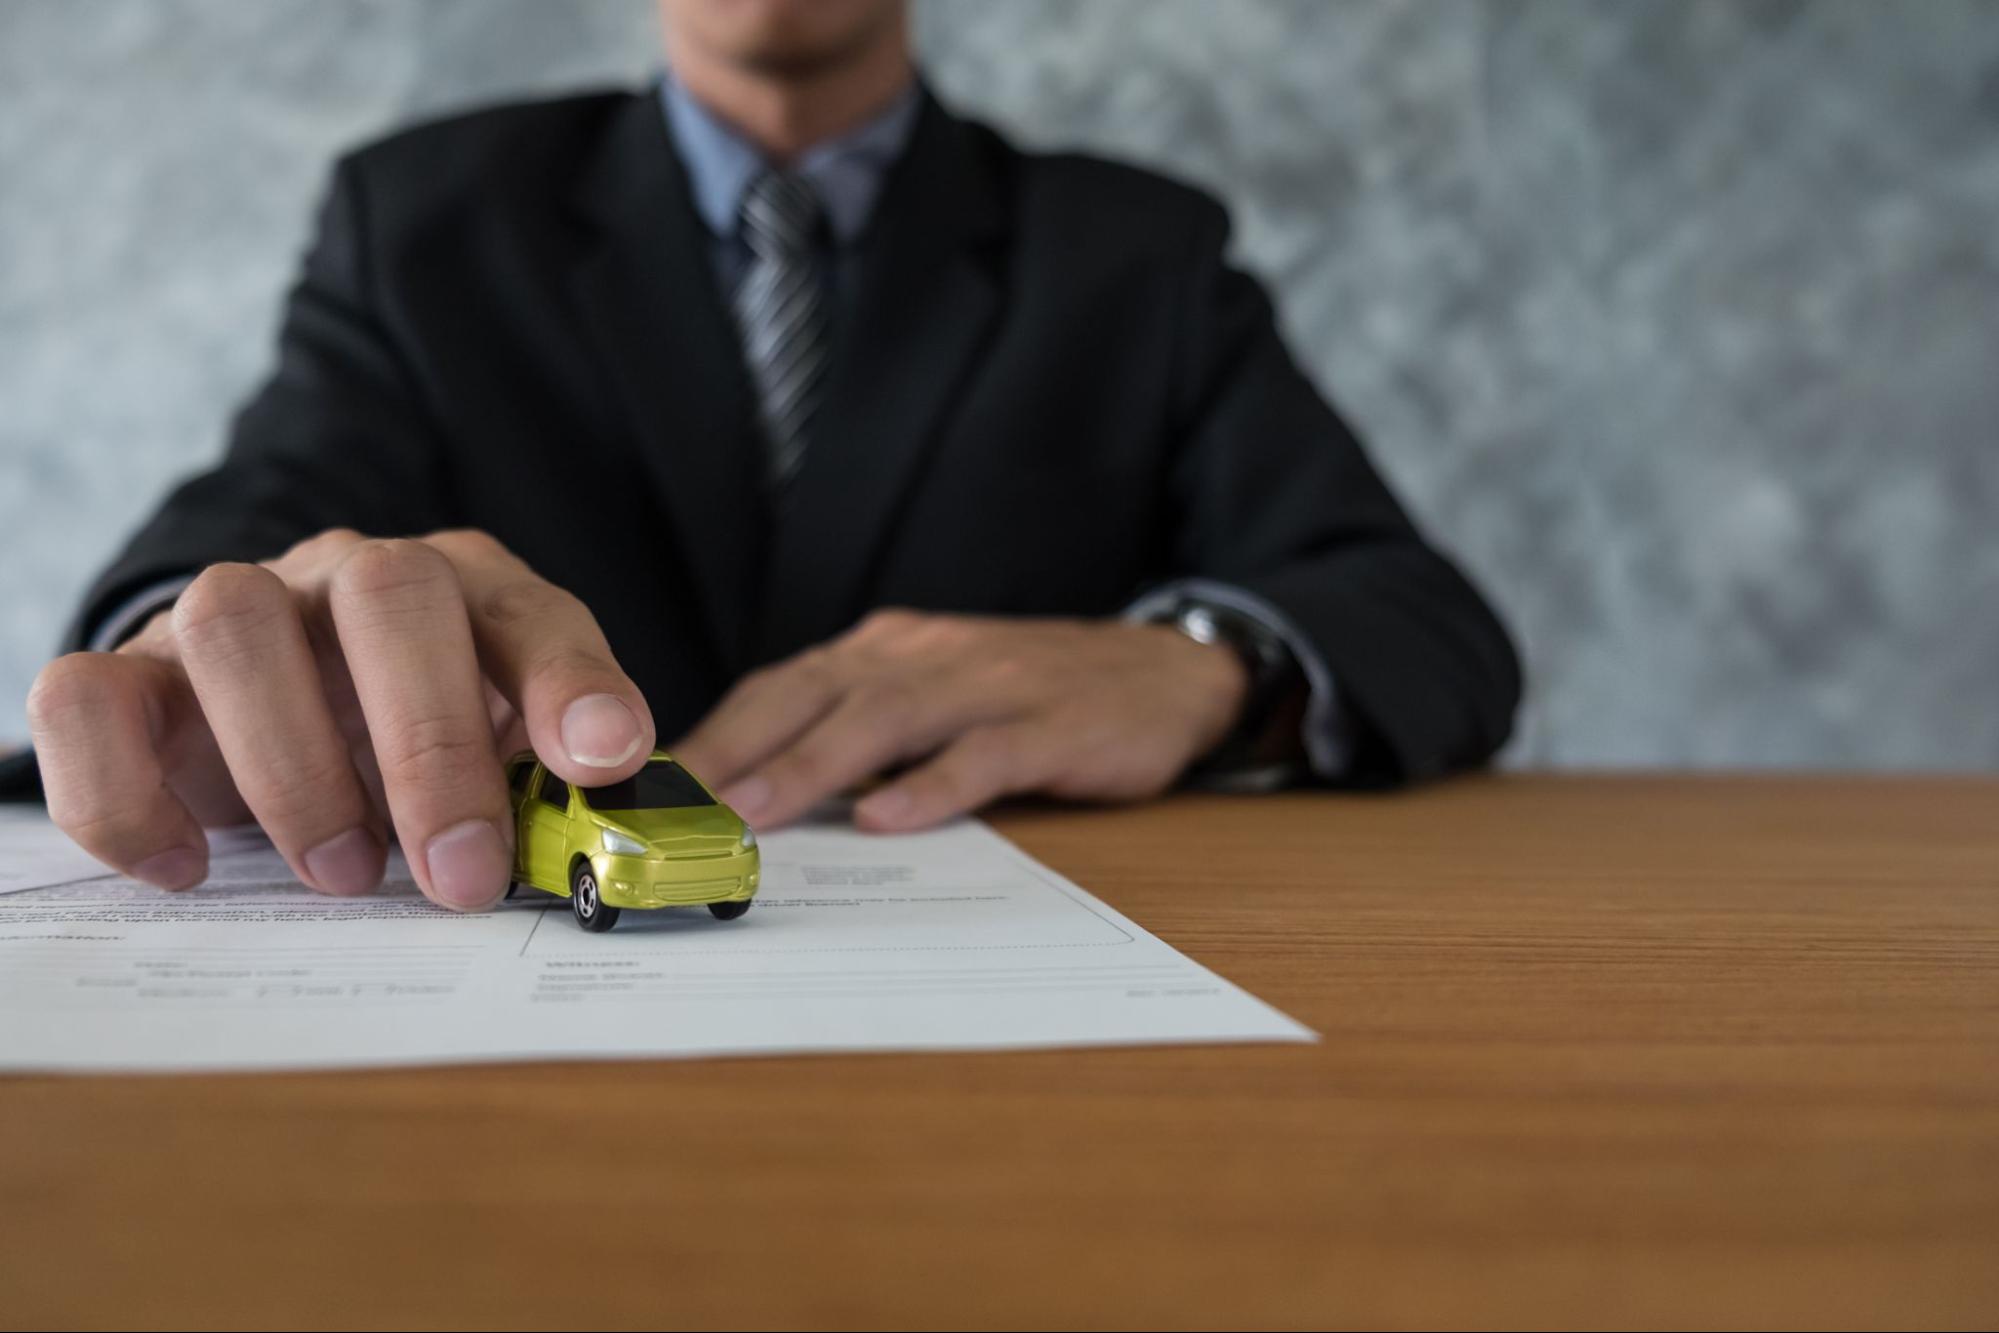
[731,170,828,489]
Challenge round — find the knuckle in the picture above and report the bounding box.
[981,652,1028,685]
[331,538,457,603]
[779,647,841,694]
[526,644,618,690]
[478,577,581,635]
[282,527,365,565]
[46,800,141,849]
[920,614,975,648]
[382,711,493,786]
[855,607,922,640]
[247,750,359,826]
[26,654,116,730]
[849,679,917,724]
[172,563,290,646]
[424,527,511,565]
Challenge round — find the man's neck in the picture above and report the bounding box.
[668,39,914,163]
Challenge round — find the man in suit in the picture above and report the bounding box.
[26,0,1519,914]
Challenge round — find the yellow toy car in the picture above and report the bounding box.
[502,749,759,932]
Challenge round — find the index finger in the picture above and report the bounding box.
[670,650,847,794]
[28,652,209,889]
[327,539,513,912]
[426,530,655,789]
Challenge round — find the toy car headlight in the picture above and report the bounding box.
[740,827,757,850]
[601,828,646,856]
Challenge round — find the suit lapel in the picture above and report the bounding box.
[753,96,1009,661]
[567,94,767,673]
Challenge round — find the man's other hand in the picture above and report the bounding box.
[26,530,654,909]
[674,609,1248,833]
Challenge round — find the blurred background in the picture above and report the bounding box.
[2,0,1994,767]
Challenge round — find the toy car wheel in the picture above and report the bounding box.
[708,900,751,921]
[570,862,619,933]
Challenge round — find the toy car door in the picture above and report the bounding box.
[522,768,572,891]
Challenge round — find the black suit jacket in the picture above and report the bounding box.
[71,88,1520,784]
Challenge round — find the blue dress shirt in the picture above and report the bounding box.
[660,74,920,318]
[661,75,920,258]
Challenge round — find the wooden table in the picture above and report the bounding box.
[1,775,1994,1329]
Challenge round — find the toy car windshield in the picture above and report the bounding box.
[583,758,717,812]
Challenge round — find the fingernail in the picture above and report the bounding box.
[561,694,644,768]
[857,788,912,827]
[423,819,509,911]
[132,846,205,891]
[303,827,384,897]
[721,776,770,819]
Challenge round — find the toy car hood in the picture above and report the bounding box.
[594,805,746,853]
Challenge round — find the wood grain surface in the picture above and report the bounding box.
[2,775,1994,1330]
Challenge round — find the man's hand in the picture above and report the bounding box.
[673,609,1249,833]
[26,530,654,910]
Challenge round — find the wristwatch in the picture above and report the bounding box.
[1146,596,1307,788]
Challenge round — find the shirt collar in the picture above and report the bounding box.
[659,73,922,246]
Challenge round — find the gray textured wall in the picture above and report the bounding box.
[3,0,1995,767]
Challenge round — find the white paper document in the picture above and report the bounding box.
[0,812,1312,1072]
[0,806,115,896]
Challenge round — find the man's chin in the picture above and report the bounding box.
[730,27,890,80]
[677,0,902,81]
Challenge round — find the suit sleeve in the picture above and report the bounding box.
[1162,197,1522,784]
[64,154,454,649]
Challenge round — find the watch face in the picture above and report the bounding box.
[1180,603,1249,651]
[1179,605,1224,646]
